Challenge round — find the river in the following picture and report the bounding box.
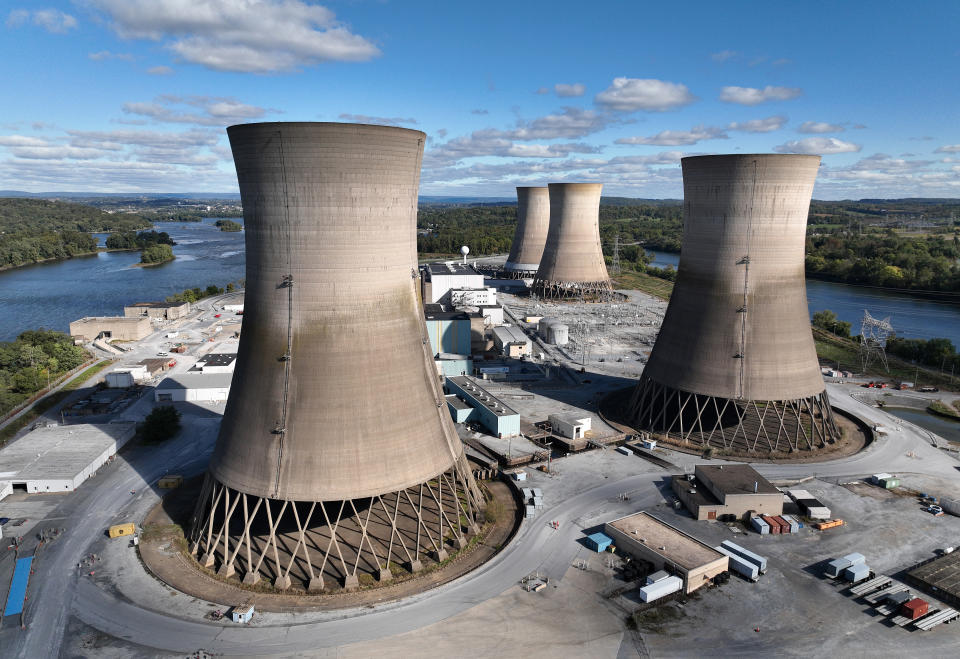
[884,407,960,444]
[647,250,960,348]
[0,218,245,341]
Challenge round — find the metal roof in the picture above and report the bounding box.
[156,373,234,390]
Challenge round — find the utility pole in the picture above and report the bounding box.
[611,233,621,275]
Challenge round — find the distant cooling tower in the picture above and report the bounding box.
[190,123,482,591]
[503,186,549,277]
[628,154,840,453]
[533,183,612,299]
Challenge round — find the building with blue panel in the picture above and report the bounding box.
[586,532,613,552]
[445,376,521,438]
[424,305,472,357]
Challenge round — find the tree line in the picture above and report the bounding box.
[0,329,88,415]
[165,280,244,303]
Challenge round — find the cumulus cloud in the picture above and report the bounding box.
[7,8,77,33]
[711,50,738,62]
[86,0,379,73]
[595,78,697,112]
[616,125,727,146]
[774,137,861,155]
[798,121,844,134]
[0,135,51,147]
[935,144,960,153]
[147,65,174,75]
[719,85,802,105]
[554,83,585,98]
[89,50,135,62]
[338,114,417,126]
[123,95,278,126]
[726,115,787,133]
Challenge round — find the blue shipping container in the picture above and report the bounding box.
[721,540,768,572]
[586,532,613,552]
[751,517,769,535]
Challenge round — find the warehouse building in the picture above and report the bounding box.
[445,376,520,437]
[420,262,484,304]
[189,353,238,374]
[907,551,960,607]
[139,358,175,378]
[492,325,532,358]
[604,512,728,593]
[123,301,191,320]
[105,364,150,388]
[549,413,592,439]
[154,373,232,403]
[673,464,783,521]
[0,423,136,496]
[69,316,152,342]
[424,306,472,356]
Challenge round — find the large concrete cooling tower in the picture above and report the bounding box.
[628,154,839,453]
[190,122,483,592]
[533,183,613,299]
[503,186,549,277]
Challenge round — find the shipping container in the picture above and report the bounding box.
[780,514,800,533]
[941,498,960,517]
[771,516,791,534]
[804,505,832,520]
[721,541,768,572]
[902,598,929,620]
[586,532,612,552]
[881,477,900,489]
[751,517,770,535]
[872,473,892,485]
[813,519,844,530]
[842,552,866,565]
[787,489,813,501]
[826,558,852,578]
[638,575,683,602]
[108,523,136,538]
[844,563,870,583]
[646,570,671,584]
[761,515,781,534]
[715,546,760,581]
[885,590,912,607]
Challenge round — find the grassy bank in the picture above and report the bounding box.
[612,270,674,300]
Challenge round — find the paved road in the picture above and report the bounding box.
[8,381,960,656]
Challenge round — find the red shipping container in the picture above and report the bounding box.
[902,598,929,620]
[771,516,791,534]
[761,515,780,534]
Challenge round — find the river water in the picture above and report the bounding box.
[0,218,245,341]
[647,250,960,348]
[884,406,960,444]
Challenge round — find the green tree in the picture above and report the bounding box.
[812,309,852,338]
[141,405,182,443]
[140,244,174,264]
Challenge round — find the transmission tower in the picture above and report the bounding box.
[859,310,893,372]
[610,233,621,275]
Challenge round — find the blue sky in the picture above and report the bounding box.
[1,0,958,198]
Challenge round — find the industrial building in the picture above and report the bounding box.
[672,464,783,521]
[504,186,549,277]
[420,262,484,304]
[445,376,521,438]
[191,122,482,592]
[123,301,191,320]
[0,423,136,496]
[154,372,232,403]
[138,358,174,378]
[533,183,613,300]
[105,364,149,388]
[69,316,152,342]
[604,512,728,594]
[188,353,238,374]
[424,306,472,356]
[449,287,497,307]
[907,552,960,608]
[548,413,592,440]
[435,353,473,377]
[628,155,840,453]
[491,325,531,358]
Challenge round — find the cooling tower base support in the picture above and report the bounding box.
[628,377,841,453]
[190,462,483,592]
[532,278,616,301]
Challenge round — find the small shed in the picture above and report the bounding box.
[586,532,613,553]
[231,603,254,624]
[902,598,929,620]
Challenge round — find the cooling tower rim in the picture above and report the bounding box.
[681,153,821,164]
[547,182,603,190]
[227,121,425,140]
[516,185,549,191]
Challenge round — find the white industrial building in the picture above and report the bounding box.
[549,413,592,439]
[449,287,497,307]
[155,373,233,402]
[492,325,532,358]
[421,263,484,304]
[0,423,136,496]
[105,364,150,388]
[189,353,238,374]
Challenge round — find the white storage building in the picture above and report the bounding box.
[154,373,233,403]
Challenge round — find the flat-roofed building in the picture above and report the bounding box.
[549,413,592,439]
[189,352,238,374]
[420,262,484,304]
[154,372,232,403]
[604,512,728,593]
[69,316,152,342]
[123,301,191,320]
[673,463,783,521]
[492,325,531,358]
[445,376,520,438]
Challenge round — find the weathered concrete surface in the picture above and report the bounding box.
[505,186,550,273]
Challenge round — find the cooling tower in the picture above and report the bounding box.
[533,183,613,299]
[628,154,840,453]
[190,122,482,592]
[503,186,549,277]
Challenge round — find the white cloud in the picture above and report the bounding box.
[798,121,844,134]
[711,50,738,62]
[616,125,727,146]
[726,115,787,133]
[554,83,585,98]
[534,87,549,95]
[89,50,135,62]
[147,65,174,75]
[935,144,960,153]
[595,78,697,112]
[86,0,379,73]
[0,135,51,147]
[338,114,418,126]
[719,85,802,105]
[774,137,861,155]
[6,8,77,33]
[122,95,278,126]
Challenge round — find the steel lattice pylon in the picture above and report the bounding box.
[859,310,893,372]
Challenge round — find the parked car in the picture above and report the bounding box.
[157,352,169,357]
[927,505,944,516]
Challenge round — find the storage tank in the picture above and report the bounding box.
[190,123,483,591]
[504,187,549,277]
[627,155,840,453]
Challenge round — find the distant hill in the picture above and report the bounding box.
[0,198,149,233]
